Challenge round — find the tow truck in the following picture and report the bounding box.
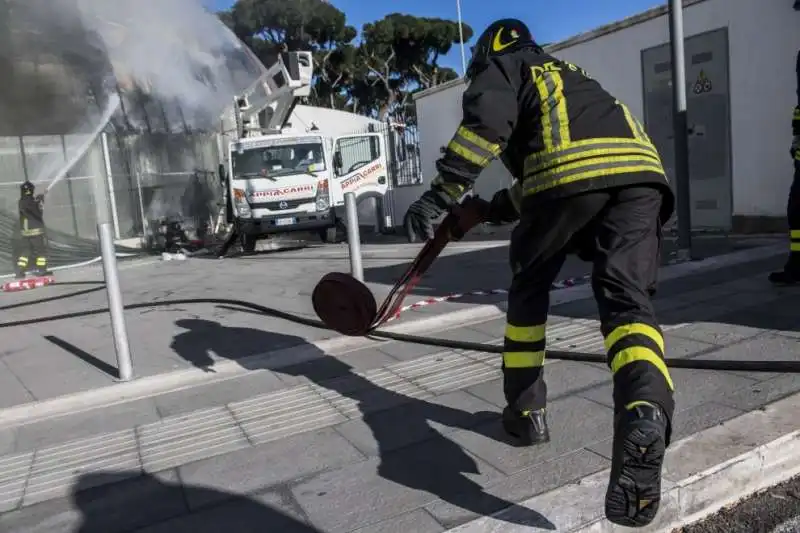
[223,51,391,251]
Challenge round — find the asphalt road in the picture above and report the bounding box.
[677,474,800,533]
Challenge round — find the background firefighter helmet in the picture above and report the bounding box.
[20,181,35,196]
[465,19,536,81]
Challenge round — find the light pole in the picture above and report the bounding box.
[456,0,467,76]
[668,0,692,260]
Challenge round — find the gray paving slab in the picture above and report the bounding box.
[447,396,613,476]
[137,406,249,473]
[151,369,286,418]
[290,442,504,533]
[668,321,766,345]
[333,390,498,457]
[14,397,161,453]
[714,373,800,412]
[0,470,186,533]
[687,333,800,382]
[0,360,34,409]
[423,448,609,530]
[135,485,318,533]
[228,385,347,446]
[23,429,141,507]
[274,347,398,388]
[177,427,364,511]
[351,509,445,533]
[0,451,33,513]
[0,428,16,456]
[1,339,116,401]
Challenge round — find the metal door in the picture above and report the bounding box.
[641,28,732,230]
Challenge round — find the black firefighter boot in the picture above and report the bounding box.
[502,407,550,446]
[768,263,800,284]
[605,401,669,527]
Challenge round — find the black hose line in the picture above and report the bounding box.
[2,294,799,373]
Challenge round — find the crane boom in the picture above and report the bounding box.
[233,51,313,138]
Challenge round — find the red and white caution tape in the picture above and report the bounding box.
[1,276,56,293]
[387,274,592,321]
[387,253,689,321]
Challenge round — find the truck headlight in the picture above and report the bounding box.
[233,188,251,217]
[315,179,330,212]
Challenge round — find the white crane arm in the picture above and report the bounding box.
[233,51,313,138]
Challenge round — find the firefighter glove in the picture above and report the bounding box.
[403,189,452,243]
[486,188,521,225]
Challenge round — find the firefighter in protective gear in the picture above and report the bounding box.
[15,181,49,279]
[403,19,674,528]
[769,49,800,284]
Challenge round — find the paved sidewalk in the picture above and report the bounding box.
[0,253,798,532]
[0,234,782,411]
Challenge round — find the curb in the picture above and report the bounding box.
[0,243,785,429]
[444,390,800,533]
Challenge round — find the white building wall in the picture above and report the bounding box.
[552,0,800,220]
[409,0,800,225]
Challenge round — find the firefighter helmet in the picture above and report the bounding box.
[20,180,34,196]
[466,19,536,82]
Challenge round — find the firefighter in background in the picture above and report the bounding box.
[403,19,674,528]
[769,49,800,284]
[15,181,49,278]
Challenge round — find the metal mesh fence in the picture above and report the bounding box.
[0,130,226,274]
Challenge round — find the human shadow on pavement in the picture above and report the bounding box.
[170,318,307,371]
[67,471,321,533]
[168,318,556,530]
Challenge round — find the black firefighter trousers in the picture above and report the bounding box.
[15,234,47,275]
[503,185,675,437]
[785,157,800,270]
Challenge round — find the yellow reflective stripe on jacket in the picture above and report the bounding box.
[522,137,664,196]
[794,107,800,121]
[618,100,651,143]
[21,228,43,237]
[525,138,661,173]
[431,174,467,200]
[445,126,501,168]
[535,71,570,150]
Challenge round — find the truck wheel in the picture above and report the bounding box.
[240,233,257,252]
[319,227,338,244]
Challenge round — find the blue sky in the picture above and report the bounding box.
[208,0,666,73]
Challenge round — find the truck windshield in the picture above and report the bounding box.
[232,142,326,179]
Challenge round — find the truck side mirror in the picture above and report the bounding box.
[334,151,343,172]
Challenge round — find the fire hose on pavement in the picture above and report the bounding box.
[1,197,799,373]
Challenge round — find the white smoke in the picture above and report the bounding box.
[1,0,265,185]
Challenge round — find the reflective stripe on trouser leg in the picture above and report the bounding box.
[17,256,28,268]
[604,322,675,443]
[790,230,800,252]
[787,160,800,267]
[35,257,47,267]
[503,322,547,413]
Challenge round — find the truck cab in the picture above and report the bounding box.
[228,131,389,247]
